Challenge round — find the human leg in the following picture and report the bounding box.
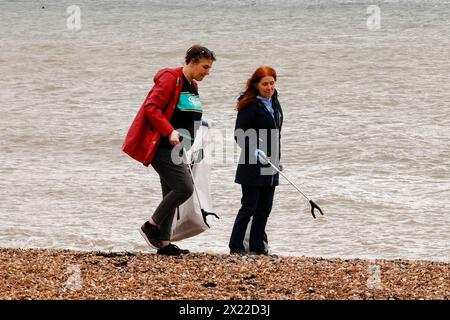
[229,185,260,253]
[140,148,193,250]
[249,185,275,254]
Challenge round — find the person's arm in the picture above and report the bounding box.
[234,105,255,147]
[143,72,177,137]
[234,105,258,163]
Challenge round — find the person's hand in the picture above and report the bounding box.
[279,160,284,171]
[168,130,180,146]
[254,149,268,165]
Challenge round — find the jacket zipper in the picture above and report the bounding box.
[257,100,279,186]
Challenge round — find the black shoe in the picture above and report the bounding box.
[250,249,269,256]
[230,250,246,256]
[157,244,190,256]
[139,221,161,249]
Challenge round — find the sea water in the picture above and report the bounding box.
[0,0,449,261]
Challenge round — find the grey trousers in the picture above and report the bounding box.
[150,148,194,241]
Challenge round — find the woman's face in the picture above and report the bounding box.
[189,58,214,81]
[256,76,276,98]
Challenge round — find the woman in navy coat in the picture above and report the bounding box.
[229,66,283,255]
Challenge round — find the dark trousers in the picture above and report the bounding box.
[150,148,194,241]
[229,185,276,253]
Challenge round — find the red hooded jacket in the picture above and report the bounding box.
[122,67,196,166]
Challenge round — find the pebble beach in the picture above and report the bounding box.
[1,248,448,300]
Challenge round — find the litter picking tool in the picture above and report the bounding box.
[256,149,324,219]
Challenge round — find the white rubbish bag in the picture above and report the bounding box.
[170,119,218,241]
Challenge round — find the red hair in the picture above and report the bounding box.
[236,66,277,111]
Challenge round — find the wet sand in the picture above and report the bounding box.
[0,248,448,300]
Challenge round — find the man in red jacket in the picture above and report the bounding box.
[123,45,216,255]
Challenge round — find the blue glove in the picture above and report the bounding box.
[254,149,268,165]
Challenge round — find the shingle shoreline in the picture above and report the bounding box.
[1,248,448,300]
